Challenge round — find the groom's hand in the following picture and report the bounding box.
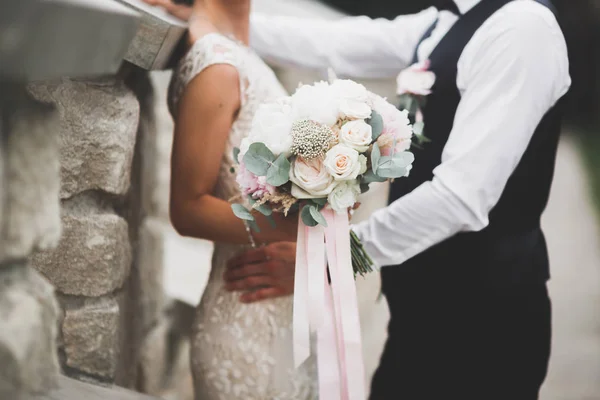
[225,242,296,303]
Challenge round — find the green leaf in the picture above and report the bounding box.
[253,203,272,216]
[247,220,261,233]
[266,214,277,228]
[232,147,240,164]
[300,205,319,227]
[266,154,291,187]
[361,169,386,184]
[309,205,328,227]
[367,110,384,141]
[412,121,424,136]
[231,204,255,221]
[360,183,370,194]
[376,152,415,179]
[371,143,382,174]
[398,94,418,116]
[243,143,275,176]
[311,198,328,207]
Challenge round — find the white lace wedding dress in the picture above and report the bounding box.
[168,33,318,400]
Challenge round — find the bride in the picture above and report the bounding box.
[155,0,316,398]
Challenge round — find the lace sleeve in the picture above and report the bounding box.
[168,33,247,118]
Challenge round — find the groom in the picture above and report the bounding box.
[147,0,570,398]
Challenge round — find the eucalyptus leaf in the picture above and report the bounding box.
[243,143,275,176]
[300,205,319,227]
[371,143,382,174]
[266,154,291,187]
[231,204,255,221]
[361,169,386,184]
[311,198,327,207]
[376,152,415,179]
[309,205,328,227]
[367,110,384,141]
[247,220,261,233]
[266,214,277,228]
[232,147,240,164]
[253,202,273,216]
[412,121,424,136]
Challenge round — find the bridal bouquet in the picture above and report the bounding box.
[231,79,416,399]
[231,79,416,275]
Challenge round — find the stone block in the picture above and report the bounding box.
[28,78,139,198]
[137,218,166,331]
[62,297,120,380]
[117,0,187,70]
[0,0,140,82]
[0,89,62,263]
[0,265,60,398]
[31,212,131,297]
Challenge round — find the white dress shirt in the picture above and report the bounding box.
[250,0,571,267]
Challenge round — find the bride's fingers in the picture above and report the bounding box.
[240,287,287,303]
[224,275,277,292]
[227,247,271,269]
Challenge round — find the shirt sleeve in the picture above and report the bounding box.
[249,9,438,79]
[352,9,571,267]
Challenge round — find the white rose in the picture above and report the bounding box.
[324,144,363,181]
[339,120,373,152]
[289,157,337,199]
[396,61,436,96]
[291,81,339,127]
[327,181,361,214]
[247,98,295,157]
[331,79,372,120]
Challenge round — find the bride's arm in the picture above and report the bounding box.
[249,9,438,79]
[170,65,297,245]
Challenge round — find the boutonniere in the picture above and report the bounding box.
[396,60,436,148]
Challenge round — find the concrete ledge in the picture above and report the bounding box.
[0,0,140,82]
[31,375,161,400]
[117,0,187,70]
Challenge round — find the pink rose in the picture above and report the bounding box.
[396,60,436,96]
[236,162,275,199]
[371,96,413,156]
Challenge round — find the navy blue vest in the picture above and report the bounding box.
[383,0,564,291]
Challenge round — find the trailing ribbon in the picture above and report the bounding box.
[293,208,365,400]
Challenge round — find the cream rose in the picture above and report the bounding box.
[327,181,361,214]
[324,144,363,181]
[289,157,337,199]
[331,79,372,120]
[339,120,373,152]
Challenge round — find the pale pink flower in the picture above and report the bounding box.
[236,162,276,199]
[396,60,436,96]
[371,96,413,156]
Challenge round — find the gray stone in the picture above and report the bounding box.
[28,78,139,198]
[31,375,162,400]
[31,212,131,297]
[0,0,140,82]
[137,320,169,395]
[0,265,60,398]
[117,0,187,70]
[137,219,166,332]
[62,297,120,380]
[0,89,62,263]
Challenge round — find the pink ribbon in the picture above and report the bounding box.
[293,208,365,400]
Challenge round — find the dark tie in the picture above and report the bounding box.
[435,0,462,15]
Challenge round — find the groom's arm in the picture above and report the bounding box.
[250,9,438,79]
[352,11,571,267]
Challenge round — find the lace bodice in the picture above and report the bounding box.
[168,33,317,400]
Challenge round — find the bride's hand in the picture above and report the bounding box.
[142,0,193,21]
